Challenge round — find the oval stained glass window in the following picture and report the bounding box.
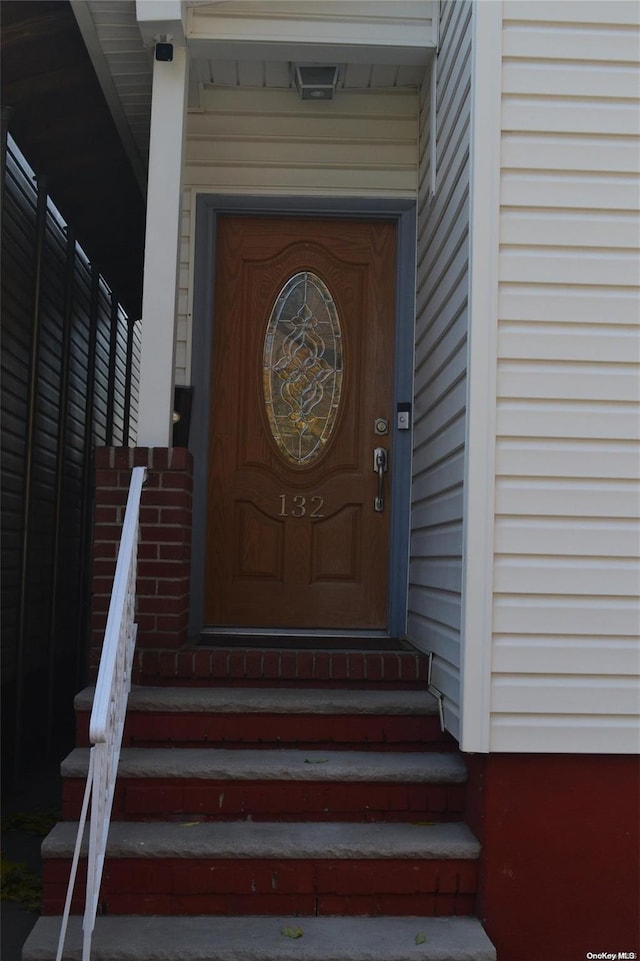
[263,271,343,465]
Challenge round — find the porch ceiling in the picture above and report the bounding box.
[77,0,431,166]
[1,0,430,320]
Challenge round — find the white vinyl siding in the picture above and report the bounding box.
[490,0,640,753]
[186,87,418,196]
[176,84,418,382]
[407,0,473,741]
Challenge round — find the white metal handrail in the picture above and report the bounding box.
[57,466,146,961]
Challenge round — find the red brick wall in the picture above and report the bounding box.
[91,447,193,672]
[465,753,640,961]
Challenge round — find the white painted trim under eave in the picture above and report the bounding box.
[136,0,186,45]
[431,0,440,49]
[186,1,435,66]
[460,0,503,754]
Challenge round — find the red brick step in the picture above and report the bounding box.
[61,748,467,823]
[131,644,429,689]
[42,820,480,917]
[74,687,454,751]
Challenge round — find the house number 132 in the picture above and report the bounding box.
[279,494,324,518]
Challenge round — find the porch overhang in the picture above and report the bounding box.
[76,0,437,134]
[186,1,436,67]
[68,0,434,447]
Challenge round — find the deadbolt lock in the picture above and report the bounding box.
[374,418,389,435]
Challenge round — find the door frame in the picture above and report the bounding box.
[189,195,416,639]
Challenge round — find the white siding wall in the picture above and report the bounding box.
[175,85,418,383]
[407,0,473,741]
[186,86,418,197]
[490,0,640,752]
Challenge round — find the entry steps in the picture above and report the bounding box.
[24,648,496,961]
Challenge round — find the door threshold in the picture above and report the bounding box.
[199,628,410,652]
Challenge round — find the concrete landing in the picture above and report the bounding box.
[24,915,497,961]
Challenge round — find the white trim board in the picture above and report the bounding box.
[459,0,503,754]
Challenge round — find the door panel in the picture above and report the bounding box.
[205,216,396,630]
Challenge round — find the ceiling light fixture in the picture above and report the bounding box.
[294,64,339,101]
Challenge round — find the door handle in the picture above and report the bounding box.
[373,447,388,512]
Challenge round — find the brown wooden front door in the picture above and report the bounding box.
[204,216,396,630]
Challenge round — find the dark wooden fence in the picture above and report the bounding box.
[1,131,142,785]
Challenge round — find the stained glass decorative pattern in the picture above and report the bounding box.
[263,271,343,465]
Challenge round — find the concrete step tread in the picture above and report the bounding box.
[44,819,480,860]
[24,915,497,961]
[61,748,467,782]
[75,686,440,716]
